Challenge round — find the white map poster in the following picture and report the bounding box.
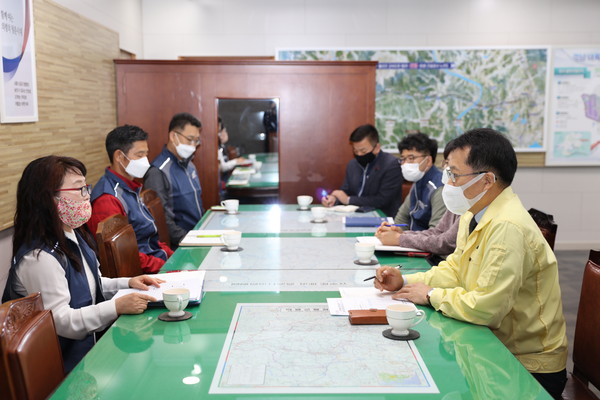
[547,47,600,165]
[277,47,548,151]
[210,303,438,394]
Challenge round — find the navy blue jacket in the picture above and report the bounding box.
[407,166,443,231]
[340,151,404,217]
[91,168,168,262]
[3,231,104,372]
[145,147,203,245]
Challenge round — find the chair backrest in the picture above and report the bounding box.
[95,214,129,278]
[140,189,171,247]
[96,214,142,277]
[572,249,600,390]
[528,208,558,250]
[105,224,143,277]
[0,293,64,400]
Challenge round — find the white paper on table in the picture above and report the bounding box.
[355,236,423,252]
[179,230,234,246]
[112,270,205,302]
[327,297,413,316]
[232,167,256,175]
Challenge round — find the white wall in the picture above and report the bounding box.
[52,0,144,57]
[141,0,600,58]
[140,0,600,249]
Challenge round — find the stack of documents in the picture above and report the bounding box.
[355,236,424,252]
[179,230,233,246]
[113,270,206,306]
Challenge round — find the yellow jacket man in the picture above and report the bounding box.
[374,128,567,399]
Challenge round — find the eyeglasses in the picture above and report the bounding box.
[398,154,426,165]
[175,131,201,146]
[57,184,92,197]
[442,168,488,184]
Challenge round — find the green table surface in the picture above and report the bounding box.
[49,205,551,399]
[50,291,549,399]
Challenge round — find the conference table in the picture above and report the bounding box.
[49,205,551,399]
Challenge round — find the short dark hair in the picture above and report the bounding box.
[105,125,148,163]
[397,132,438,163]
[168,112,202,134]
[444,128,517,186]
[349,124,379,145]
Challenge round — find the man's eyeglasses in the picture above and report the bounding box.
[398,154,426,165]
[57,184,93,197]
[442,168,488,184]
[175,131,201,146]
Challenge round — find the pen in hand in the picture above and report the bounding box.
[383,224,408,227]
[363,264,402,281]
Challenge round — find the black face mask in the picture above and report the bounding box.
[355,151,375,167]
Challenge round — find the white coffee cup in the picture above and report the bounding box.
[163,288,190,318]
[354,242,375,264]
[311,206,327,222]
[386,303,425,336]
[221,230,242,250]
[297,195,313,210]
[248,154,257,162]
[220,199,239,214]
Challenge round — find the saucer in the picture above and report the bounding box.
[310,219,327,224]
[382,328,420,341]
[225,211,240,215]
[158,311,193,322]
[354,259,379,266]
[220,247,244,252]
[297,207,311,211]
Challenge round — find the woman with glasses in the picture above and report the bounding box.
[3,155,164,372]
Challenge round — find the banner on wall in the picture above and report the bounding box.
[0,0,38,123]
[546,47,600,166]
[277,47,549,152]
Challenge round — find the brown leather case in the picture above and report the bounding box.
[348,309,388,325]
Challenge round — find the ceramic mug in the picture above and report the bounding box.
[297,195,313,210]
[163,288,190,318]
[220,199,239,214]
[354,242,375,264]
[221,230,242,250]
[310,206,327,222]
[385,303,425,336]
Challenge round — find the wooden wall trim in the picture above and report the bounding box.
[115,61,376,207]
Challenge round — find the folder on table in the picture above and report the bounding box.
[343,216,390,227]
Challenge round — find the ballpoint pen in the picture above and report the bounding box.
[383,223,408,227]
[363,264,402,281]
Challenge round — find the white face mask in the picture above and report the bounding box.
[122,155,150,178]
[175,135,197,159]
[442,172,490,215]
[401,158,426,182]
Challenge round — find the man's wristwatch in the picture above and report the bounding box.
[426,288,434,306]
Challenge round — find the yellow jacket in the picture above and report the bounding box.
[406,186,567,373]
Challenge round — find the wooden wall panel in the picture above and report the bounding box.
[0,0,119,230]
[115,60,377,206]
